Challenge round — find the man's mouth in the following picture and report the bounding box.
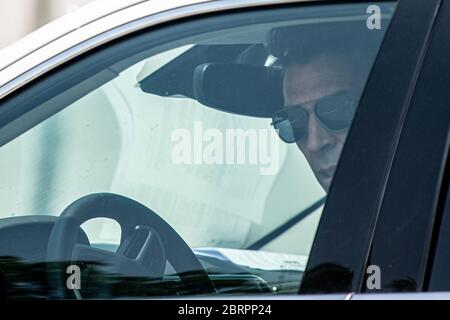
[317,165,337,180]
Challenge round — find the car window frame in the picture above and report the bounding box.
[411,0,450,292]
[0,0,413,297]
[353,0,450,294]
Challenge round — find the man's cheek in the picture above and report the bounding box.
[296,140,308,155]
[336,130,349,142]
[335,132,349,154]
[297,143,320,174]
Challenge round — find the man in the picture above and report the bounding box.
[268,23,383,191]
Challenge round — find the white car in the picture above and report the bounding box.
[0,0,449,300]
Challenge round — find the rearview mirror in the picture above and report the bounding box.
[193,63,284,118]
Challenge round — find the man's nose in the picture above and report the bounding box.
[303,113,334,153]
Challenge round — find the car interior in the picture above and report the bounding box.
[0,2,395,299]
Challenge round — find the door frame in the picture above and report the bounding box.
[301,0,442,294]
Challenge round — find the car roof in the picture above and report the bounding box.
[0,0,215,88]
[0,0,308,97]
[0,0,147,71]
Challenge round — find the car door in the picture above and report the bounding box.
[0,0,434,299]
[335,0,450,299]
[300,0,443,295]
[369,0,450,297]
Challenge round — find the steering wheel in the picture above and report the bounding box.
[46,193,216,299]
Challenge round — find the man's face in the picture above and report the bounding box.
[283,55,360,192]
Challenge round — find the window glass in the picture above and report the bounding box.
[0,2,396,298]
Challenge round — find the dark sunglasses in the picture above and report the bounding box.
[271,92,359,143]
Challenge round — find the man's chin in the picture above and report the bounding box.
[319,175,332,193]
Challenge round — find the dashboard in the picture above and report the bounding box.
[0,216,302,299]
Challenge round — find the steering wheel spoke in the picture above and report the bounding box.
[46,193,215,299]
[116,225,166,277]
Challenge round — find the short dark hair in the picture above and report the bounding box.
[267,21,385,80]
